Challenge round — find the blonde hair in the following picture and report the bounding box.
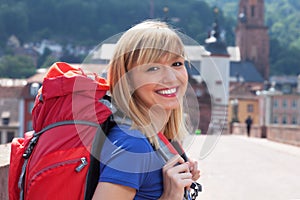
[108,20,189,148]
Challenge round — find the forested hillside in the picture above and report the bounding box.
[0,0,299,77]
[0,0,233,46]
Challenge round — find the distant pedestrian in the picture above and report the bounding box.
[245,116,253,137]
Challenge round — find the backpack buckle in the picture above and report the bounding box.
[23,135,40,159]
[190,182,202,200]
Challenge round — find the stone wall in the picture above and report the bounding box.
[232,123,300,147]
[231,123,262,137]
[0,144,10,200]
[267,125,300,147]
[0,165,9,200]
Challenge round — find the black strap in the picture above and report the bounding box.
[170,141,189,162]
[84,118,115,200]
[170,141,202,200]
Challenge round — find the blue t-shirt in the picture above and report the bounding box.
[99,124,165,200]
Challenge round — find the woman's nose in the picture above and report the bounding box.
[161,67,177,83]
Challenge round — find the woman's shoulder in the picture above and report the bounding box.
[108,124,154,153]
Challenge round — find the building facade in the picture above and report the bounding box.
[0,80,25,144]
[270,94,300,125]
[229,83,259,125]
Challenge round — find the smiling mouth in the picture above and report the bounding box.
[156,87,177,96]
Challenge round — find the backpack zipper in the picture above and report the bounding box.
[75,157,88,172]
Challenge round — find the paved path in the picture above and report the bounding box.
[186,135,300,200]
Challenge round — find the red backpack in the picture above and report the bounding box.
[8,62,113,200]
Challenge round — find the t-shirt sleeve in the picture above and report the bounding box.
[99,130,154,190]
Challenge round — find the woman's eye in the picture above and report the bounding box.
[172,62,183,67]
[147,66,160,72]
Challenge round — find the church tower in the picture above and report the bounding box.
[235,0,270,80]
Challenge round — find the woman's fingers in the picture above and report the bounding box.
[188,159,201,181]
[192,170,200,181]
[163,156,193,188]
[161,155,199,199]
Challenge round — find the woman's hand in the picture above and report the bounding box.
[188,158,201,181]
[159,155,193,200]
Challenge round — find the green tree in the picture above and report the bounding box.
[271,47,300,75]
[37,47,52,67]
[36,47,59,68]
[0,2,29,45]
[0,55,36,78]
[40,55,59,69]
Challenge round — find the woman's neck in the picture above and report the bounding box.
[147,106,172,133]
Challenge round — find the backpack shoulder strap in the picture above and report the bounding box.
[156,133,202,200]
[23,120,100,159]
[84,117,116,200]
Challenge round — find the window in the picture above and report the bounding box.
[273,99,278,108]
[273,115,278,124]
[282,115,287,124]
[292,116,297,125]
[1,111,10,125]
[247,104,254,113]
[2,117,9,125]
[292,100,297,109]
[7,131,15,143]
[282,99,287,108]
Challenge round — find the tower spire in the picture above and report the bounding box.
[205,7,228,56]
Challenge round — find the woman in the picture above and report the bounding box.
[92,20,200,200]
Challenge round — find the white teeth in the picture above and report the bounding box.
[157,88,176,95]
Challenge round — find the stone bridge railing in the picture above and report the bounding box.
[232,123,300,147]
[0,143,10,200]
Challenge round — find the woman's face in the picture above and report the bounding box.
[130,55,188,112]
